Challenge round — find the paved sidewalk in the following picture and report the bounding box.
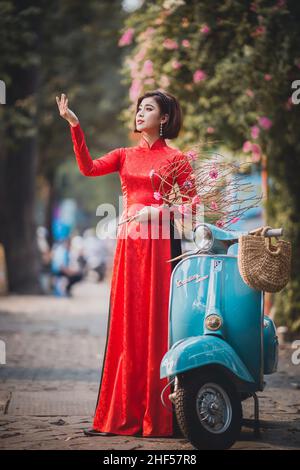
[0,281,299,450]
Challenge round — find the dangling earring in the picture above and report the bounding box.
[160,122,163,137]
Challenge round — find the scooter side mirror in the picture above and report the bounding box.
[193,223,248,251]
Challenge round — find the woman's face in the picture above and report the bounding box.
[135,97,168,134]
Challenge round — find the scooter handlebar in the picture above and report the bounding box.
[249,227,283,237]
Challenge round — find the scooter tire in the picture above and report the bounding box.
[175,371,242,450]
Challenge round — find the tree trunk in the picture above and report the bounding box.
[44,172,56,248]
[0,66,41,294]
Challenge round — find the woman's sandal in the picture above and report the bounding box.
[83,428,116,437]
[83,427,183,438]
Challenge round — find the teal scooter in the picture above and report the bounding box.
[160,223,281,450]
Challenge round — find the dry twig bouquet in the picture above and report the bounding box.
[118,143,263,233]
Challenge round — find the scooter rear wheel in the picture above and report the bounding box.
[175,371,242,450]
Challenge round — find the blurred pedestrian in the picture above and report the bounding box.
[51,237,84,297]
[36,226,52,294]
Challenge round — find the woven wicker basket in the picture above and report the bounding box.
[237,226,291,293]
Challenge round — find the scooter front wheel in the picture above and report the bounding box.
[175,371,242,450]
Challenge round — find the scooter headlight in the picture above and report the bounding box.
[193,224,214,252]
[205,314,222,331]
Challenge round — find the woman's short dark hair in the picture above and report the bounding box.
[133,89,182,139]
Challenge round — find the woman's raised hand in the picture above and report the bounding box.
[56,93,79,127]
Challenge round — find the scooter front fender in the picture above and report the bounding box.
[160,335,255,384]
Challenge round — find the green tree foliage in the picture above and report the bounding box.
[0,0,127,292]
[37,0,128,241]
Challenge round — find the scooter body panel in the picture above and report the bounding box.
[160,334,255,385]
[166,253,264,389]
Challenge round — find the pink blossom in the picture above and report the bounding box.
[251,143,261,162]
[216,220,225,228]
[163,38,178,50]
[229,217,240,224]
[250,2,257,12]
[142,60,154,77]
[134,47,147,63]
[129,78,142,102]
[276,0,286,7]
[171,59,182,70]
[140,27,155,41]
[252,152,261,163]
[258,116,273,130]
[251,143,261,155]
[118,28,134,47]
[127,59,139,79]
[182,39,191,48]
[210,201,218,210]
[243,140,253,153]
[251,26,266,37]
[193,69,207,83]
[154,17,164,26]
[284,97,293,110]
[246,89,254,98]
[192,195,201,204]
[206,127,215,134]
[186,150,197,160]
[200,24,211,34]
[178,204,191,214]
[251,125,260,139]
[153,191,162,201]
[264,74,272,81]
[183,180,193,189]
[209,167,218,179]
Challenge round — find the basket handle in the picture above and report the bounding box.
[260,226,281,255]
[265,237,281,255]
[250,225,282,255]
